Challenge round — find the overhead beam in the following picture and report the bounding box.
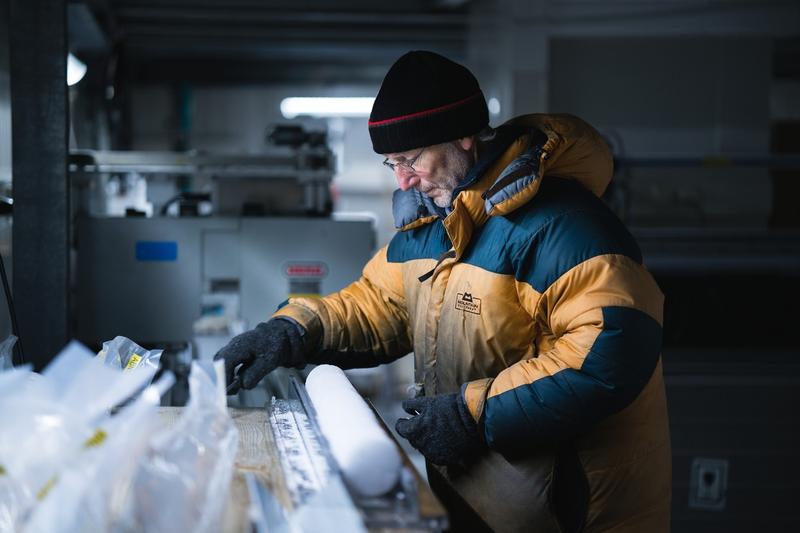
[125,56,392,85]
[115,7,468,25]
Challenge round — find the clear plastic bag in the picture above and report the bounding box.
[22,373,175,533]
[0,341,167,533]
[121,360,238,533]
[97,336,162,374]
[0,344,238,533]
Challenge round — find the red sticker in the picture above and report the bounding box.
[284,262,328,278]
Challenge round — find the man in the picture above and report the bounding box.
[216,51,671,533]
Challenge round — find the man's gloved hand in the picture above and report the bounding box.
[395,389,485,466]
[214,318,308,394]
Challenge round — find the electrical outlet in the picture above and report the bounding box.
[689,457,729,511]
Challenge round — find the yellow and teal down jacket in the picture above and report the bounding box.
[275,113,671,533]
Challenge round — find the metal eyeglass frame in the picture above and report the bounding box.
[382,146,426,173]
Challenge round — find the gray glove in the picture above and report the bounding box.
[214,318,308,394]
[395,388,485,466]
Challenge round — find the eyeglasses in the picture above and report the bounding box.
[382,147,426,173]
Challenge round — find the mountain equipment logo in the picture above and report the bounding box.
[455,292,482,315]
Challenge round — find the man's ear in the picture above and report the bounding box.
[457,136,475,152]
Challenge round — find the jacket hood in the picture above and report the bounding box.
[486,113,613,215]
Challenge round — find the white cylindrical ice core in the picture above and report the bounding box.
[305,364,402,497]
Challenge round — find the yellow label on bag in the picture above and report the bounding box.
[84,429,108,448]
[37,476,58,500]
[124,354,142,371]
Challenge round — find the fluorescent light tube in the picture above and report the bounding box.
[280,97,375,118]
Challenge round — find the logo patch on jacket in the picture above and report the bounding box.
[455,292,482,315]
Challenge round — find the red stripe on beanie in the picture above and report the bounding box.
[368,92,482,128]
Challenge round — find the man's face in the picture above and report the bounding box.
[385,139,475,208]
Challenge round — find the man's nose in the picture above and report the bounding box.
[395,170,420,191]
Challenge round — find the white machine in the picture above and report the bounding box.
[75,216,374,347]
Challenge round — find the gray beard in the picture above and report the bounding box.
[433,143,474,208]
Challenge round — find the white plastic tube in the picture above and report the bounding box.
[304,365,402,497]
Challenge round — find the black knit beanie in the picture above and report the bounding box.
[369,51,489,154]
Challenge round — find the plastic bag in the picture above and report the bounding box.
[97,336,162,374]
[21,373,175,533]
[120,360,238,533]
[0,343,238,533]
[0,341,165,533]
